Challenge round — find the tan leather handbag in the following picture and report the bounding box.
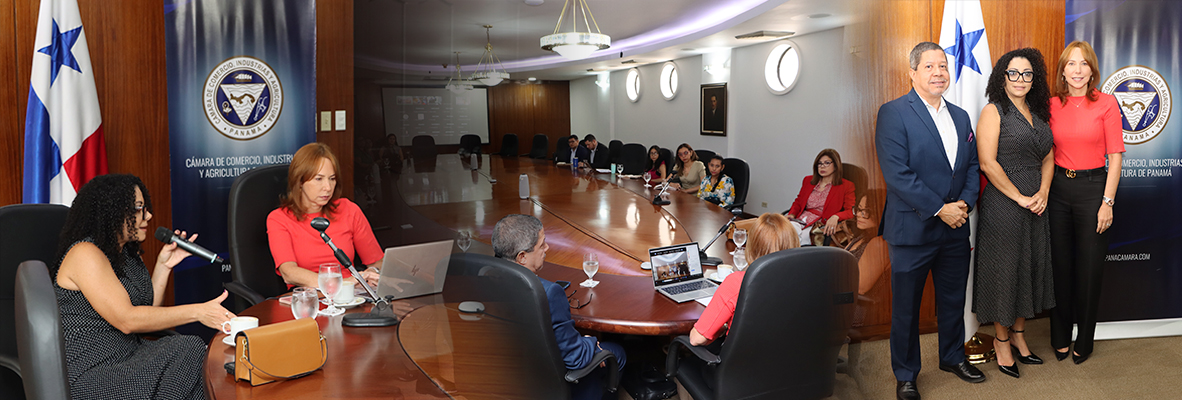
[234,318,327,386]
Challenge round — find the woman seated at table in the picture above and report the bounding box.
[668,143,706,194]
[697,155,735,208]
[53,174,231,399]
[784,148,855,245]
[642,145,668,183]
[268,142,382,288]
[690,213,800,346]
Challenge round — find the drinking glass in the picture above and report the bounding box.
[734,248,749,271]
[733,228,748,249]
[643,173,652,188]
[318,264,344,316]
[581,253,600,287]
[291,287,319,319]
[457,231,472,252]
[616,164,625,175]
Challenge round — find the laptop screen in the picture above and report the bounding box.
[649,243,703,285]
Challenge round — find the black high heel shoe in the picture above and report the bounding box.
[1054,347,1070,361]
[1009,329,1043,365]
[995,337,1020,378]
[1073,352,1090,364]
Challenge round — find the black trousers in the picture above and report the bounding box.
[1048,169,1109,355]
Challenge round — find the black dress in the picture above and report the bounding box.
[972,101,1056,326]
[55,241,207,399]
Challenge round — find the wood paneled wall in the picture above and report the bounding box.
[488,81,571,155]
[1,0,355,304]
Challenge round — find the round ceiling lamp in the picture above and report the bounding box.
[471,25,510,86]
[764,41,801,95]
[625,68,641,102]
[540,0,611,60]
[659,62,678,100]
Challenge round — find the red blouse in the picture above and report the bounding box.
[266,198,383,280]
[694,270,746,341]
[1049,90,1125,170]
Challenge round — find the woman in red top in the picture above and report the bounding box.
[1047,41,1124,364]
[690,213,800,346]
[785,148,856,245]
[267,143,382,289]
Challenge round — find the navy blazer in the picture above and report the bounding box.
[875,89,979,246]
[576,145,610,169]
[540,277,598,370]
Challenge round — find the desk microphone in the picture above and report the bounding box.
[310,217,399,327]
[651,182,673,205]
[697,205,745,266]
[154,227,224,264]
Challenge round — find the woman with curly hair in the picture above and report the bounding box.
[972,47,1056,378]
[53,174,230,399]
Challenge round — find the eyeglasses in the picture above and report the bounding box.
[567,289,593,309]
[817,161,834,167]
[133,202,147,217]
[853,206,869,218]
[1005,70,1035,82]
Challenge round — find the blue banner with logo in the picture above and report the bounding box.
[164,0,315,316]
[1067,0,1182,323]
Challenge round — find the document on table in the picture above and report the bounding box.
[695,296,712,307]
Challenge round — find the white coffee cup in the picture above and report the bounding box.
[717,264,734,280]
[221,316,259,336]
[334,281,356,303]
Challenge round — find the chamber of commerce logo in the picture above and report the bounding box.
[1101,65,1171,144]
[204,56,283,140]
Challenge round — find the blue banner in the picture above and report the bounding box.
[1067,0,1182,322]
[164,0,315,313]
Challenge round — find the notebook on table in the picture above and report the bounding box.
[649,242,717,303]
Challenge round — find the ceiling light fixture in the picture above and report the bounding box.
[540,0,611,60]
[471,25,510,86]
[445,52,472,95]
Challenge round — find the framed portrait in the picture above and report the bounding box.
[700,83,727,136]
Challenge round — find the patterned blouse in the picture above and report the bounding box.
[798,184,831,225]
[697,174,735,207]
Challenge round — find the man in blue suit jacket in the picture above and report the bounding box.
[576,134,611,170]
[492,214,626,400]
[875,42,984,400]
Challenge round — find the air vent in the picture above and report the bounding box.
[735,30,794,40]
[621,59,638,64]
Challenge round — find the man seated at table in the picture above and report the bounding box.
[576,134,610,170]
[492,214,626,400]
[556,135,580,164]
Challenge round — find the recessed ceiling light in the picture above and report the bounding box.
[528,77,538,81]
[681,48,695,52]
[734,30,794,40]
[524,0,544,6]
[809,13,831,19]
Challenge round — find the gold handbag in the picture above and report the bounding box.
[234,318,327,386]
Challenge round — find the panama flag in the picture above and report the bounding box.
[938,0,991,341]
[23,0,107,206]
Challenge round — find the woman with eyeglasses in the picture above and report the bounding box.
[52,174,227,399]
[668,143,706,193]
[972,48,1056,378]
[1047,41,1123,365]
[642,145,668,184]
[784,148,855,245]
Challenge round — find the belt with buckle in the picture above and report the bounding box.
[1055,165,1106,178]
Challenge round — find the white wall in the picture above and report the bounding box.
[570,27,856,214]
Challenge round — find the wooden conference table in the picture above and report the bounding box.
[204,154,739,398]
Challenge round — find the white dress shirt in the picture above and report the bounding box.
[923,97,958,170]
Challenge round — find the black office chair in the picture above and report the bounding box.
[225,164,291,311]
[0,203,69,385]
[411,135,437,159]
[666,247,857,400]
[459,134,482,155]
[695,149,717,164]
[659,148,674,172]
[444,253,619,399]
[499,134,520,157]
[723,158,750,212]
[529,134,550,159]
[608,140,624,165]
[553,137,568,161]
[619,143,647,175]
[14,261,71,400]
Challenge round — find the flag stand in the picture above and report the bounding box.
[965,332,996,364]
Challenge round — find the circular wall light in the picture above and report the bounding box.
[626,68,641,102]
[764,41,801,95]
[659,62,679,100]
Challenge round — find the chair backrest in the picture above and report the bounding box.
[619,143,648,175]
[695,149,716,164]
[227,164,291,310]
[0,203,69,375]
[714,247,857,399]
[553,137,567,160]
[499,134,519,157]
[607,140,624,165]
[459,134,482,155]
[658,148,674,172]
[842,163,868,199]
[14,261,71,400]
[444,253,570,398]
[722,158,750,205]
[529,134,550,159]
[411,135,437,159]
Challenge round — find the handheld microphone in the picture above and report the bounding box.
[310,217,399,327]
[154,227,224,264]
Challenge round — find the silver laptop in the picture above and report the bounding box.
[375,240,453,300]
[649,242,717,303]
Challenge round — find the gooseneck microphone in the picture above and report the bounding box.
[310,217,399,327]
[154,227,224,264]
[698,214,740,267]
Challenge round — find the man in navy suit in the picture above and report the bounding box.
[576,134,610,170]
[875,42,984,400]
[492,214,625,400]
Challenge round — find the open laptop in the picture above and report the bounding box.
[375,239,454,300]
[649,242,717,303]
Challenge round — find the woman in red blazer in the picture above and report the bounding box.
[784,148,856,245]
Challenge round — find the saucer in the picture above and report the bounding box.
[222,335,236,347]
[337,297,366,309]
[708,272,731,283]
[640,262,652,270]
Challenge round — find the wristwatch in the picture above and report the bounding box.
[1102,196,1115,207]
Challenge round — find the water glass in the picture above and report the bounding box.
[291,287,319,319]
[643,173,652,188]
[457,230,472,252]
[734,248,749,271]
[318,263,344,316]
[581,253,600,287]
[733,228,748,248]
